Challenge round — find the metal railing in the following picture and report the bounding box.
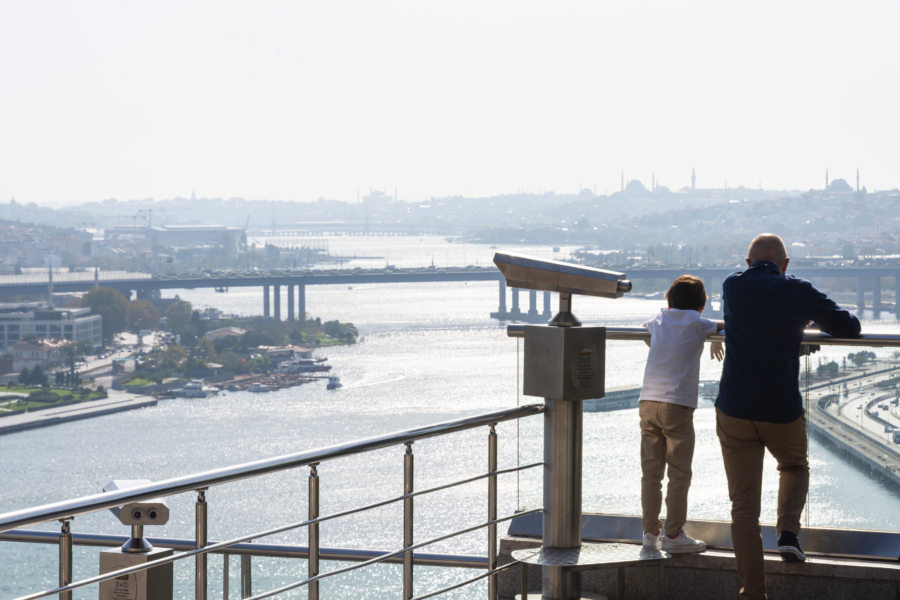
[0,404,544,600]
[507,324,900,347]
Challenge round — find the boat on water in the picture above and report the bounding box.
[326,376,342,390]
[174,379,219,398]
[247,382,270,393]
[276,357,332,374]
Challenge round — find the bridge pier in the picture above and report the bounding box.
[263,286,270,318]
[528,290,538,317]
[298,284,306,321]
[872,277,882,319]
[490,285,554,322]
[287,285,295,321]
[274,285,281,321]
[895,276,900,319]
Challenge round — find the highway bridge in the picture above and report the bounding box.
[0,265,897,321]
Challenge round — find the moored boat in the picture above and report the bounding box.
[175,379,218,398]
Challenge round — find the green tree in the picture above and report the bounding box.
[76,339,95,356]
[30,364,47,386]
[165,299,193,335]
[128,300,160,333]
[82,286,129,341]
[63,343,81,385]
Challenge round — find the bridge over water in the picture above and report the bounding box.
[0,265,897,321]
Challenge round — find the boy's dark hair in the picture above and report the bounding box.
[666,275,707,311]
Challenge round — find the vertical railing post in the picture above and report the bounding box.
[196,489,208,600]
[403,442,414,600]
[488,424,499,600]
[223,554,230,598]
[241,552,252,598]
[309,464,320,600]
[59,519,72,600]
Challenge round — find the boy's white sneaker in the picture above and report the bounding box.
[661,531,706,553]
[642,531,661,549]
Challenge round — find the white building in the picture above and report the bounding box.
[0,303,103,352]
[12,338,72,371]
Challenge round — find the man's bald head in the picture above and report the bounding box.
[747,233,789,273]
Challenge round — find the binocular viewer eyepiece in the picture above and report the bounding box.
[103,479,170,526]
[102,479,169,553]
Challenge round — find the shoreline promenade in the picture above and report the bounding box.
[0,390,156,436]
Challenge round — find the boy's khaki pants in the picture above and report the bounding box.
[639,400,696,536]
[716,408,809,600]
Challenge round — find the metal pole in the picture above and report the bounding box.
[487,424,498,600]
[543,398,582,599]
[196,490,208,600]
[59,519,72,600]
[309,464,320,600]
[223,554,230,598]
[241,553,252,598]
[403,442,414,600]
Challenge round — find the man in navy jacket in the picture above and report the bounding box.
[715,233,860,600]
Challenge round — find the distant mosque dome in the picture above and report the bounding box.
[826,178,853,193]
[624,180,649,194]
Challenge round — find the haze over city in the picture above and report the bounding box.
[2,0,899,207]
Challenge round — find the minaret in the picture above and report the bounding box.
[825,168,829,189]
[691,168,696,191]
[620,170,624,192]
[856,168,860,192]
[652,170,656,192]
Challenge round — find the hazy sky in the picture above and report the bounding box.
[1,1,898,206]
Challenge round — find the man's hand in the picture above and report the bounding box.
[799,344,821,356]
[710,341,725,361]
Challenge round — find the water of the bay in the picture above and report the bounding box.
[1,236,898,598]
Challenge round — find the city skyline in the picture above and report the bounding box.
[1,1,899,207]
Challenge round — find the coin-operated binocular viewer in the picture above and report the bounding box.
[99,479,174,600]
[494,253,631,600]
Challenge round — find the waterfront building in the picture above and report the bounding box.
[0,303,102,352]
[11,338,72,371]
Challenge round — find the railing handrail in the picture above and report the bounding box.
[0,403,544,533]
[0,529,489,567]
[506,325,900,347]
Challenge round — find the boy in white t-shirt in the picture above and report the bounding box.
[639,275,724,553]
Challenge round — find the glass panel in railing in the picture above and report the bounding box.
[580,338,732,522]
[516,334,544,512]
[802,342,900,532]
